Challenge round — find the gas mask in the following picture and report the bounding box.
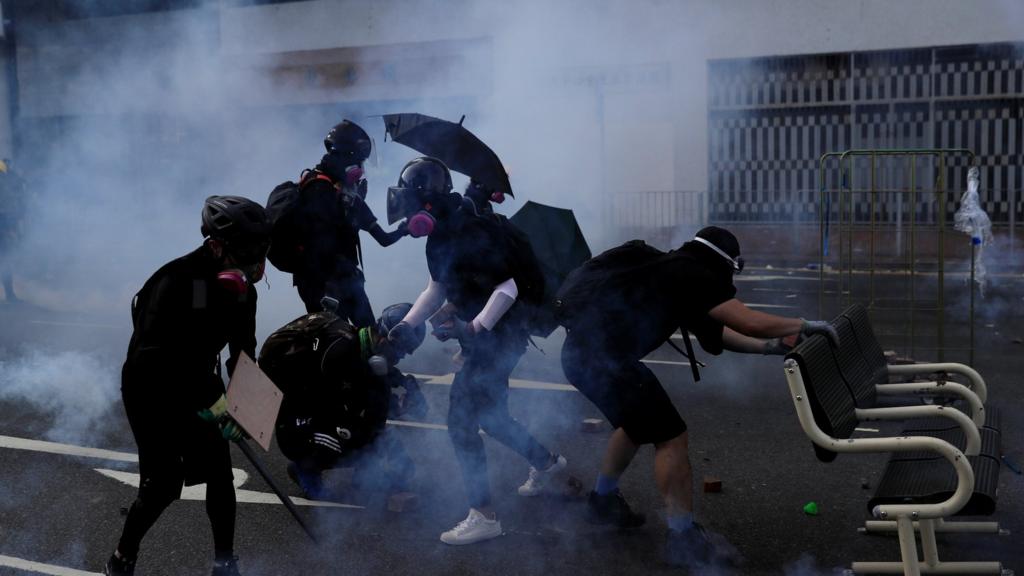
[216,240,269,294]
[406,209,436,238]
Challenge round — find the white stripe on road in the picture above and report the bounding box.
[855,427,881,433]
[0,554,101,576]
[641,359,692,366]
[411,373,576,392]
[0,435,137,463]
[386,419,449,431]
[28,320,122,330]
[94,469,362,509]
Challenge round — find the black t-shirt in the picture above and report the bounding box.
[584,248,736,359]
[294,174,378,282]
[123,246,258,414]
[425,209,527,329]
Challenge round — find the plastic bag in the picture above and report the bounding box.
[953,167,993,292]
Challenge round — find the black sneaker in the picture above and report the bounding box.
[211,555,242,576]
[104,552,136,576]
[586,490,646,527]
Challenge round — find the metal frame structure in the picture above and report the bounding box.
[818,149,978,364]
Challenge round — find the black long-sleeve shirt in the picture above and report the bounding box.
[123,246,257,415]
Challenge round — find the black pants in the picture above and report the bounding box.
[295,271,374,326]
[116,385,236,560]
[448,329,552,509]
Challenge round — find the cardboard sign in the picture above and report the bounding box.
[226,352,283,451]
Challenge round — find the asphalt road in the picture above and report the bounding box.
[0,267,1021,575]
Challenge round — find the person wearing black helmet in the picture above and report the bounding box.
[386,157,566,546]
[557,226,839,569]
[104,196,271,576]
[261,302,425,501]
[290,119,409,322]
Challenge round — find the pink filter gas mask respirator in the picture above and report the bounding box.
[343,165,365,187]
[406,202,436,238]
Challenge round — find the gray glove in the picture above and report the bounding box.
[800,319,840,348]
[762,338,792,355]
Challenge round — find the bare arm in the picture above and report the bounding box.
[367,222,408,247]
[721,326,770,353]
[708,298,803,338]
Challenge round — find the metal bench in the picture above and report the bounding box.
[783,334,1009,575]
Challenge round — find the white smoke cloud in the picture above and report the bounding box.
[0,349,120,445]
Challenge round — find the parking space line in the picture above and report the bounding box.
[0,554,101,576]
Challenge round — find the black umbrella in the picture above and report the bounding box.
[382,113,513,197]
[510,201,591,336]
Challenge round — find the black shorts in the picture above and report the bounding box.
[561,329,686,445]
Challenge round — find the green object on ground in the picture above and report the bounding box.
[803,501,819,516]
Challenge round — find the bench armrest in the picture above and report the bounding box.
[875,382,985,426]
[854,405,981,456]
[886,363,987,404]
[784,359,976,520]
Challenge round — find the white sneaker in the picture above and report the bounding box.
[440,508,503,545]
[517,454,567,496]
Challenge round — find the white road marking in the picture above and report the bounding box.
[28,320,122,330]
[0,435,137,463]
[411,373,576,392]
[641,359,692,366]
[736,275,820,282]
[386,419,449,431]
[0,554,101,576]
[855,427,880,433]
[94,468,362,509]
[746,303,796,309]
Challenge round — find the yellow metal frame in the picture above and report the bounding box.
[818,149,977,364]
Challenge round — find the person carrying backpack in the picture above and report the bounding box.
[556,226,839,570]
[259,302,426,500]
[268,120,409,322]
[104,196,271,576]
[384,157,567,546]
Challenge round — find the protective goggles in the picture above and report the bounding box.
[693,236,744,273]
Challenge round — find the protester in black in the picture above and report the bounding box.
[291,120,408,322]
[104,196,271,576]
[260,302,426,500]
[385,157,566,545]
[558,226,839,569]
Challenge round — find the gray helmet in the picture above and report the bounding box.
[386,157,453,224]
[377,302,425,352]
[201,195,271,262]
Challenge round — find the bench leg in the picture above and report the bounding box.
[861,518,1006,535]
[849,517,1005,575]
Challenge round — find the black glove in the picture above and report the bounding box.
[800,319,840,348]
[388,321,421,355]
[432,317,472,343]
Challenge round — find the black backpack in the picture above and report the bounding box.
[265,173,334,274]
[257,310,360,398]
[555,240,704,380]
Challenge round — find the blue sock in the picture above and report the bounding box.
[594,474,619,495]
[667,512,694,533]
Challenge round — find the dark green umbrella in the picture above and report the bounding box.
[382,113,513,197]
[510,201,591,336]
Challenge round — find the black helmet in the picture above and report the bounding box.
[691,226,744,274]
[377,302,425,352]
[386,157,453,224]
[201,195,271,262]
[324,120,372,164]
